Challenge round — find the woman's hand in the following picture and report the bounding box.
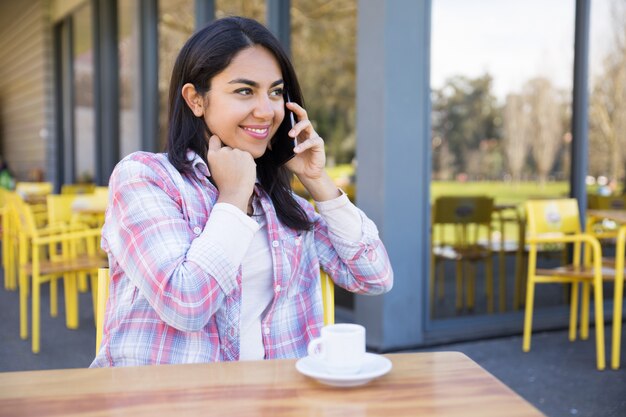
[284,102,340,201]
[207,135,256,213]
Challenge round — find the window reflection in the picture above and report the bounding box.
[430,0,575,319]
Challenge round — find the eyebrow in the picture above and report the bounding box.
[228,78,284,88]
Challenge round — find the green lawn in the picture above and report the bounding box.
[430,181,569,205]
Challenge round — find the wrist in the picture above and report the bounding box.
[217,191,250,214]
[297,171,340,202]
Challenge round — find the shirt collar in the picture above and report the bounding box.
[186,150,210,180]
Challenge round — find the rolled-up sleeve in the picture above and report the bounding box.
[306,194,393,295]
[103,159,256,331]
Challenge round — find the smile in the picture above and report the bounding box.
[242,126,270,140]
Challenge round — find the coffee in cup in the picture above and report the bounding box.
[307,324,366,374]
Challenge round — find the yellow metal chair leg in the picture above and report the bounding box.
[78,272,88,292]
[50,278,58,317]
[593,275,606,370]
[499,247,506,312]
[91,273,98,325]
[486,258,494,313]
[612,226,626,370]
[467,263,475,311]
[455,261,463,311]
[19,271,28,339]
[580,282,590,340]
[64,273,79,329]
[32,272,41,354]
[568,282,579,342]
[522,251,537,352]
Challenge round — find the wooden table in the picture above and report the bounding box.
[587,209,626,369]
[0,352,543,416]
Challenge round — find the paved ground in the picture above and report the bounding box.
[0,282,624,417]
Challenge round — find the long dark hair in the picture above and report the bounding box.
[166,17,312,231]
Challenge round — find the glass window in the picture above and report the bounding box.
[119,0,141,158]
[291,0,357,168]
[430,0,574,320]
[73,4,95,183]
[588,0,624,194]
[158,0,194,150]
[215,0,265,22]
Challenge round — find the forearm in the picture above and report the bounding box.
[297,170,340,202]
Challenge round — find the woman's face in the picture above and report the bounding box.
[203,45,285,158]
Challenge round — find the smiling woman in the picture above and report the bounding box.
[91,16,393,368]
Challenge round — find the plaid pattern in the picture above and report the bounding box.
[91,151,392,367]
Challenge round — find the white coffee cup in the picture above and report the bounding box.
[307,324,366,375]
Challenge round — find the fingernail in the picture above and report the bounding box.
[289,130,295,136]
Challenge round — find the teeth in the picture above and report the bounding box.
[244,127,268,134]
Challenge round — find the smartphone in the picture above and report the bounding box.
[272,93,297,166]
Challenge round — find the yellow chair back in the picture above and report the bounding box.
[525,199,581,237]
[432,196,494,225]
[95,268,335,355]
[588,194,626,210]
[61,183,96,195]
[47,194,78,226]
[15,182,53,197]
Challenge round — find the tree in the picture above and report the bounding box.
[525,77,563,185]
[291,0,357,164]
[589,0,626,187]
[502,94,531,182]
[431,74,501,179]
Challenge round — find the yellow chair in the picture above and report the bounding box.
[48,194,98,295]
[61,183,96,195]
[490,204,525,312]
[11,194,107,353]
[523,199,608,370]
[95,268,336,355]
[586,194,626,241]
[1,190,19,290]
[47,194,79,227]
[431,196,495,313]
[15,181,53,198]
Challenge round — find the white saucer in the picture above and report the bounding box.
[295,353,392,387]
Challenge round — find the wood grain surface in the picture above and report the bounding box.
[0,352,544,417]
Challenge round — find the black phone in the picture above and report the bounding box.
[272,93,297,166]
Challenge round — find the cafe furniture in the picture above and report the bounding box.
[587,209,626,370]
[431,196,495,313]
[523,199,606,370]
[0,352,544,417]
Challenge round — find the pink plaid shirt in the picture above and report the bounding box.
[91,151,392,367]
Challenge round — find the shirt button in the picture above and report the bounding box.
[193,226,202,235]
[295,238,301,246]
[229,328,235,337]
[264,327,270,335]
[272,240,279,248]
[275,285,281,293]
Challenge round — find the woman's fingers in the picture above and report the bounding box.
[286,101,308,120]
[289,119,314,140]
[208,135,223,152]
[294,135,324,153]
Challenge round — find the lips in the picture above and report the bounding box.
[241,125,271,140]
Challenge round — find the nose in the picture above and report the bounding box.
[252,94,275,120]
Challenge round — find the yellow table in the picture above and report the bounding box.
[0,352,544,416]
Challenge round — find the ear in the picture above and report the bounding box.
[181,83,205,117]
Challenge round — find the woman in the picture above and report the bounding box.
[92,16,392,367]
